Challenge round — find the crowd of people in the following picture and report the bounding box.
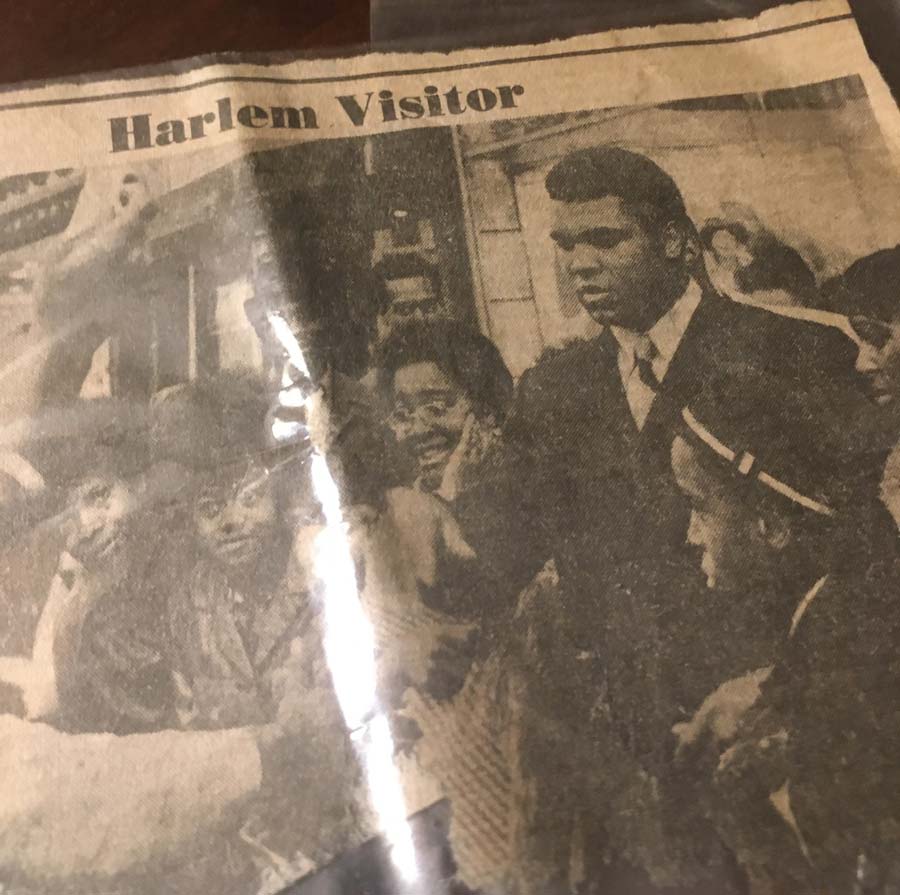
[1,145,899,895]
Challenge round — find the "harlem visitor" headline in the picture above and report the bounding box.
[109,84,526,152]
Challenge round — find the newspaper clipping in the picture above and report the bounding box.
[0,1,899,893]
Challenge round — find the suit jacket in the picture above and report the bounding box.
[768,556,900,888]
[708,537,900,894]
[457,289,864,763]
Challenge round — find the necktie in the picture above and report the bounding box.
[632,334,660,390]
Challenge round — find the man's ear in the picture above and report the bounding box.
[757,515,792,551]
[661,221,689,262]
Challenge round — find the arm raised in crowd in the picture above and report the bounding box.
[5,172,157,411]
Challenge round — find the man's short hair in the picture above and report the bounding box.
[821,246,900,323]
[376,320,513,424]
[545,146,688,232]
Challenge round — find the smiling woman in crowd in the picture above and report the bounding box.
[375,318,513,501]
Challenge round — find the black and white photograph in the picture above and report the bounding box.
[1,49,899,895]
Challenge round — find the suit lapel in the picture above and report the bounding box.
[655,292,717,410]
[593,329,643,441]
[641,291,718,437]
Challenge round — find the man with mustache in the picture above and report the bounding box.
[456,146,868,891]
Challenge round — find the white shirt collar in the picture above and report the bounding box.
[610,278,703,377]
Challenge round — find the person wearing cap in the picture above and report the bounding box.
[668,361,899,893]
[148,371,368,890]
[821,246,900,526]
[822,247,900,414]
[152,373,310,729]
[164,366,503,893]
[456,145,863,891]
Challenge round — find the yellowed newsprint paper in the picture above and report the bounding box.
[1,1,899,893]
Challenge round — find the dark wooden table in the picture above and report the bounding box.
[0,0,370,86]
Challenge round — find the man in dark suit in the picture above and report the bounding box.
[456,147,869,892]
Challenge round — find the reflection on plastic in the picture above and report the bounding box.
[266,311,420,886]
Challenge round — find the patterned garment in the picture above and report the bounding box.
[314,487,518,894]
[400,657,516,895]
[358,543,517,891]
[167,550,368,890]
